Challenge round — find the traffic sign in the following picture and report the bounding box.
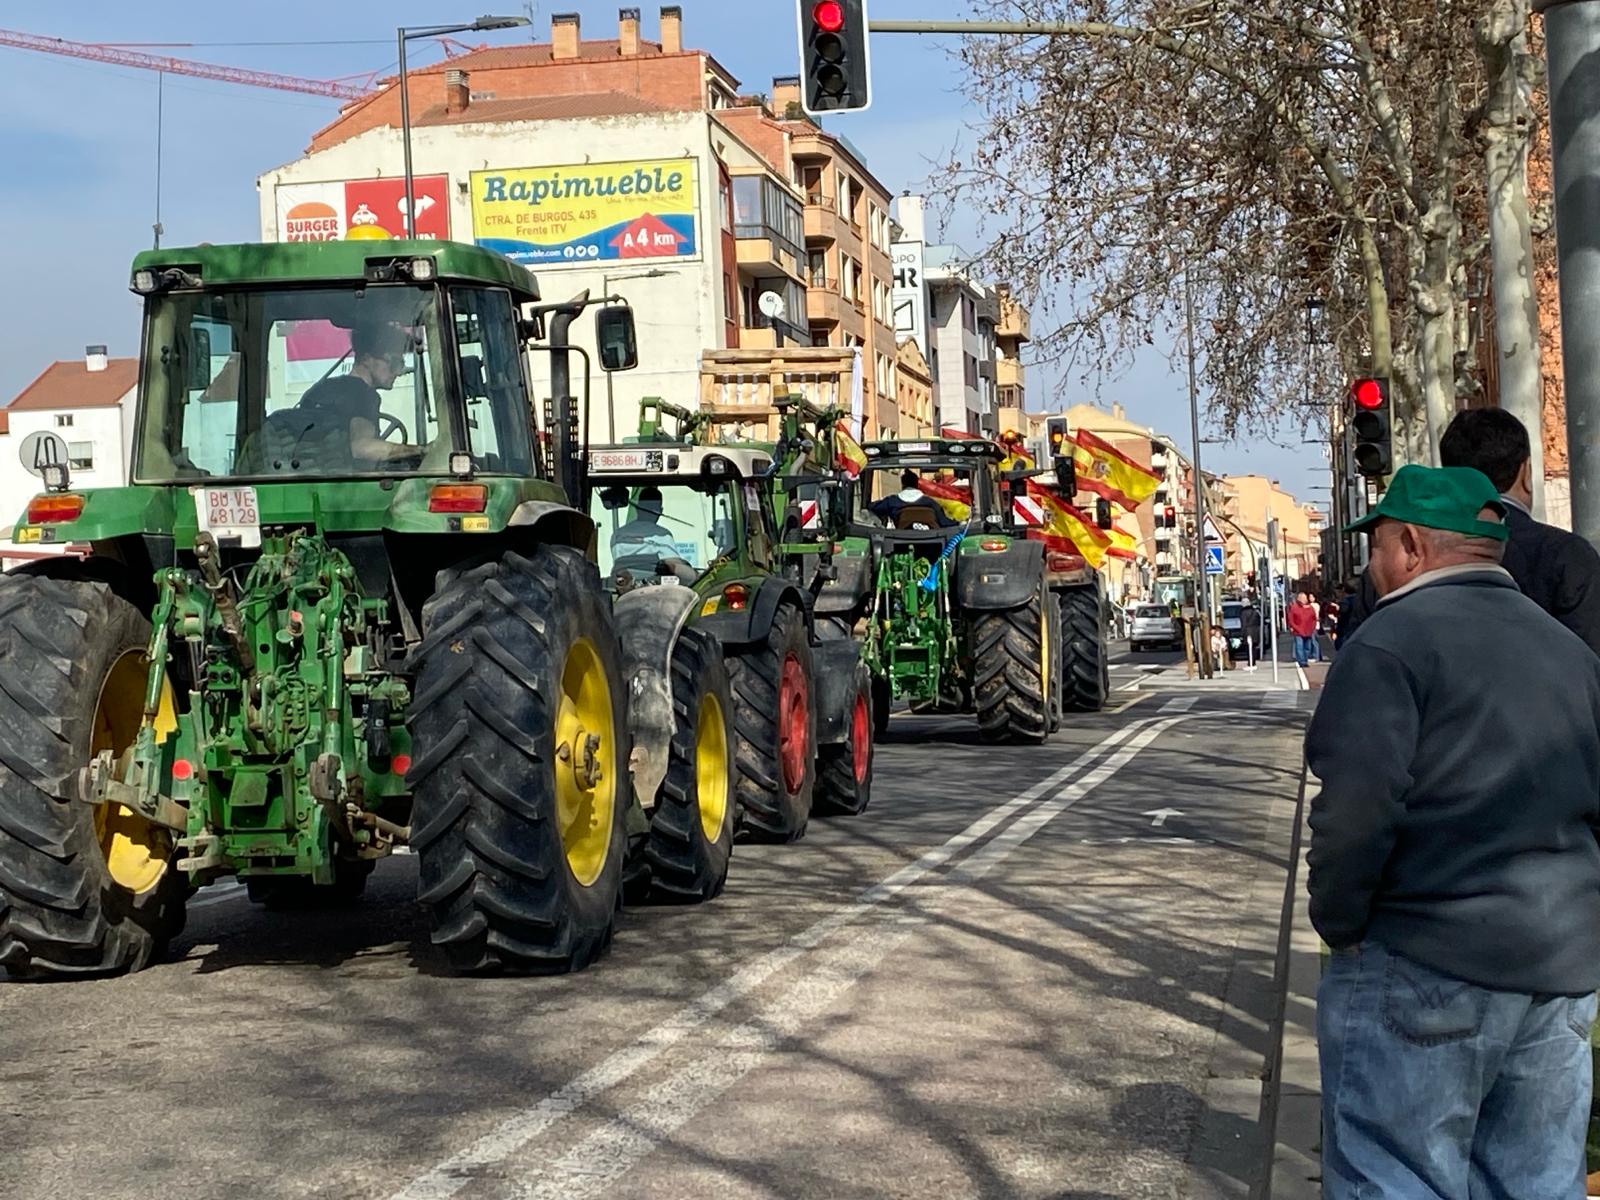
[18,431,67,479]
[1205,544,1225,575]
[1203,515,1223,544]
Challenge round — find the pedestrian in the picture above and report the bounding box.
[1306,464,1600,1200]
[1323,594,1341,648]
[1336,572,1376,643]
[1287,591,1319,667]
[1440,408,1600,654]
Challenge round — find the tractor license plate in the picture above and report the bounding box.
[589,450,663,472]
[196,486,262,548]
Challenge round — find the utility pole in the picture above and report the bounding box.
[1184,266,1214,678]
[1533,0,1600,546]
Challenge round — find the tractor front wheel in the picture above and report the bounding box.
[971,592,1052,744]
[408,547,628,974]
[1058,586,1110,713]
[0,577,187,977]
[644,625,736,902]
[727,603,816,842]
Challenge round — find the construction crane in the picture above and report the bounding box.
[0,28,381,99]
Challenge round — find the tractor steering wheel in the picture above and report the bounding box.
[376,412,409,443]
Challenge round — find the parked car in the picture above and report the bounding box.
[1219,601,1255,661]
[1129,604,1182,651]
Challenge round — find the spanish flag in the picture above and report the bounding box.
[1070,429,1161,509]
[1106,525,1140,561]
[833,420,868,479]
[916,476,972,522]
[1026,481,1111,569]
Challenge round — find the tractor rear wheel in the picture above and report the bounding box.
[1059,586,1109,713]
[815,662,874,817]
[0,577,187,977]
[727,603,816,842]
[871,676,891,740]
[408,547,628,974]
[644,626,735,902]
[971,592,1052,744]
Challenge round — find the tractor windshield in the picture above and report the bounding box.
[589,481,742,583]
[853,463,991,530]
[133,283,535,482]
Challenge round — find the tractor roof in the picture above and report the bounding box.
[129,240,541,299]
[862,437,1006,463]
[588,444,773,479]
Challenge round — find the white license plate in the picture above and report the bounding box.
[196,486,262,548]
[589,450,662,472]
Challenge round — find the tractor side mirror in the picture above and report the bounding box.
[460,354,487,400]
[598,485,629,511]
[189,327,212,392]
[596,305,639,372]
[1054,455,1076,494]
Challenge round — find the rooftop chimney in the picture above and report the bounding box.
[660,5,682,54]
[771,75,801,117]
[619,7,641,56]
[552,12,580,60]
[893,194,927,242]
[85,344,108,373]
[444,68,470,115]
[1112,402,1126,420]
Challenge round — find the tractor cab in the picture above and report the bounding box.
[849,438,1009,542]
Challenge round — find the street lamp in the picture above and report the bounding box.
[398,15,530,234]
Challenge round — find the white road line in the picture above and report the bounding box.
[187,882,247,910]
[507,716,1193,1200]
[389,716,1166,1200]
[1160,696,1198,713]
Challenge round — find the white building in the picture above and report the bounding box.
[0,348,138,566]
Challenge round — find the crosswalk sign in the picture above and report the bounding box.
[1205,544,1225,575]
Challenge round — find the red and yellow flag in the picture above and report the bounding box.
[1105,525,1140,561]
[833,420,868,479]
[1026,481,1111,569]
[1070,429,1161,509]
[916,476,972,522]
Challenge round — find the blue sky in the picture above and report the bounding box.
[0,0,1322,496]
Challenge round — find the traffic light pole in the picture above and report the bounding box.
[1184,267,1215,679]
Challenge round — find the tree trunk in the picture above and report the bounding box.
[1479,0,1546,515]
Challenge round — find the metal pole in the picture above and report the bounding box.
[1533,0,1600,546]
[1267,508,1280,684]
[1184,266,1213,678]
[870,19,1110,33]
[399,29,415,238]
[603,271,615,444]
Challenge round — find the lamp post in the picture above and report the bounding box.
[398,16,529,234]
[601,266,676,442]
[1183,265,1214,678]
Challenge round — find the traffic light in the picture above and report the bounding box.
[1095,498,1113,529]
[1162,504,1177,529]
[1350,377,1392,478]
[799,0,871,115]
[1046,416,1069,457]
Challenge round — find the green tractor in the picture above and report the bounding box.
[815,435,1106,741]
[0,239,695,978]
[584,400,874,844]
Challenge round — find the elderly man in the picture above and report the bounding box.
[1306,464,1600,1200]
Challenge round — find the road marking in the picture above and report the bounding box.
[1143,806,1184,826]
[506,715,1194,1200]
[1107,692,1148,714]
[1261,691,1300,708]
[389,716,1169,1200]
[1159,696,1197,713]
[188,882,246,911]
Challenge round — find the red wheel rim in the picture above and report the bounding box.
[778,653,808,795]
[851,691,871,784]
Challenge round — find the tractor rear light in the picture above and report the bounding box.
[1047,551,1086,572]
[409,257,436,280]
[979,539,1008,552]
[391,754,412,777]
[172,759,195,782]
[832,542,844,555]
[428,484,488,513]
[722,584,750,611]
[25,494,84,524]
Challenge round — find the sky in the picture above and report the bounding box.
[0,0,1325,506]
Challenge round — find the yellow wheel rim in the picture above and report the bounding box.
[1040,602,1052,693]
[554,637,616,888]
[694,691,729,844]
[91,650,175,895]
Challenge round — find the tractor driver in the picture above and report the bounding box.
[297,322,426,467]
[868,470,957,528]
[609,486,682,568]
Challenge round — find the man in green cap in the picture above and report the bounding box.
[1307,464,1600,1199]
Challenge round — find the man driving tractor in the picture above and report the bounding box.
[297,322,426,466]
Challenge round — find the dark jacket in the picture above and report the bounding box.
[1500,501,1600,655]
[1335,573,1376,643]
[1305,567,1600,995]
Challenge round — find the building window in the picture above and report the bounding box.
[961,296,976,333]
[807,249,828,287]
[964,354,979,389]
[836,172,849,219]
[811,324,833,346]
[803,167,824,205]
[719,174,734,234]
[732,176,804,262]
[55,414,73,428]
[68,441,94,470]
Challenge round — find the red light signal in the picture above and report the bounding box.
[1351,378,1386,410]
[813,0,846,31]
[1163,504,1176,528]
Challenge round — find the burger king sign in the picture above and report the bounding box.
[274,175,450,242]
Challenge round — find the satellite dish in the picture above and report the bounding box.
[758,290,785,320]
[19,431,68,479]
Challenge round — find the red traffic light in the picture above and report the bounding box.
[1351,378,1386,411]
[813,0,846,30]
[1163,505,1176,527]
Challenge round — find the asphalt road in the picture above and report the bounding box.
[0,650,1310,1200]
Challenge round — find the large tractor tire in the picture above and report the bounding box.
[971,591,1052,744]
[408,547,629,974]
[1059,586,1110,713]
[1046,593,1065,733]
[726,602,816,842]
[816,661,874,817]
[645,626,736,902]
[871,676,892,740]
[0,577,187,977]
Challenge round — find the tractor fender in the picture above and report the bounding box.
[814,549,873,617]
[810,623,862,747]
[614,584,699,810]
[955,538,1046,611]
[7,553,142,609]
[507,501,597,557]
[697,575,809,651]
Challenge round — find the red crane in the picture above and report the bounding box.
[0,27,383,99]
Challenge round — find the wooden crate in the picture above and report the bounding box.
[698,347,858,442]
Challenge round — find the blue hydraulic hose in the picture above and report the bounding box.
[919,529,965,593]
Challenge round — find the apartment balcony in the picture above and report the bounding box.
[735,230,805,285]
[997,291,1031,343]
[996,357,1024,389]
[738,325,780,349]
[806,284,845,325]
[804,202,861,254]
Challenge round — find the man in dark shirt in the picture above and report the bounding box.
[298,323,425,467]
[1307,464,1600,1199]
[867,470,957,529]
[1440,407,1600,653]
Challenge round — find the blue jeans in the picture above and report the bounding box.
[1318,940,1596,1199]
[1294,634,1319,666]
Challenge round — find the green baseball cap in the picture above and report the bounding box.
[1345,464,1509,541]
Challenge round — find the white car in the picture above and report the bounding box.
[1129,604,1182,651]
